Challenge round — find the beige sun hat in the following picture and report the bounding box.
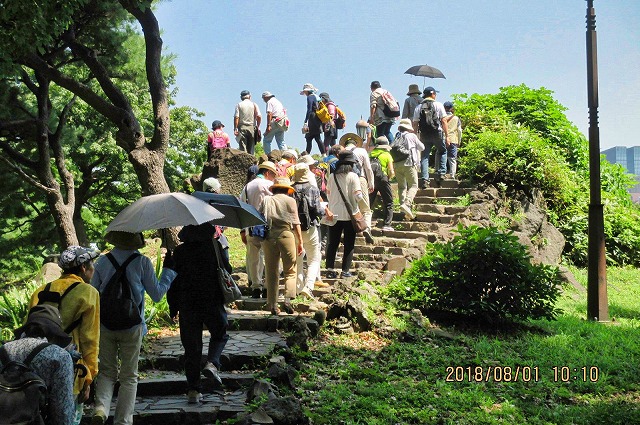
[398,118,414,132]
[292,163,311,184]
[270,177,296,195]
[339,132,364,148]
[300,83,317,94]
[258,160,277,175]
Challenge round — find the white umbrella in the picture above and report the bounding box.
[106,192,224,233]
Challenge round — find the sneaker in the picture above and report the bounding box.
[251,288,262,298]
[363,228,375,244]
[90,412,106,425]
[340,271,353,278]
[187,390,202,404]
[299,288,315,300]
[400,204,415,220]
[202,362,223,385]
[420,180,429,190]
[382,226,394,232]
[325,270,338,279]
[314,280,330,288]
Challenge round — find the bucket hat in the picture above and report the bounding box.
[105,231,145,250]
[407,84,421,95]
[270,177,296,195]
[374,136,391,150]
[338,150,358,165]
[398,118,414,132]
[211,120,224,130]
[292,163,311,184]
[300,83,317,95]
[258,161,277,175]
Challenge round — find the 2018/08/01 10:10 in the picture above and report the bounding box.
[444,366,600,383]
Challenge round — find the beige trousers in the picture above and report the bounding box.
[262,230,297,309]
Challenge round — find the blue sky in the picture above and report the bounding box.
[154,0,639,152]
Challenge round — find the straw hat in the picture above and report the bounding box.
[258,160,277,175]
[292,163,311,184]
[407,84,421,95]
[105,231,145,250]
[398,118,414,132]
[339,132,364,148]
[270,177,296,195]
[298,154,318,166]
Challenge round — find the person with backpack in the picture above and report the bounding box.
[90,231,176,424]
[392,118,425,220]
[402,84,424,120]
[319,92,338,151]
[291,163,324,299]
[300,83,325,154]
[369,81,399,143]
[412,86,448,189]
[261,91,289,154]
[369,136,396,231]
[206,120,230,160]
[443,101,463,179]
[0,304,76,425]
[28,245,101,425]
[167,223,231,404]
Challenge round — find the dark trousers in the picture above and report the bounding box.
[375,122,394,143]
[369,177,394,226]
[305,133,324,155]
[179,304,229,391]
[325,220,356,273]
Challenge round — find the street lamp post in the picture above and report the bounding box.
[586,0,608,321]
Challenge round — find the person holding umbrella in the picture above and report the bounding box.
[90,232,176,424]
[402,84,423,120]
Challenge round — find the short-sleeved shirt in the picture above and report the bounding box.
[234,99,261,128]
[370,88,394,125]
[412,99,446,130]
[266,97,285,120]
[240,176,273,209]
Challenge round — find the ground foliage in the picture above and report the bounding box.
[454,84,640,267]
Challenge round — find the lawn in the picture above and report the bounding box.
[297,267,640,425]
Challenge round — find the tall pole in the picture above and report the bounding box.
[586,0,608,321]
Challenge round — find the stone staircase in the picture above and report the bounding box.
[85,178,473,424]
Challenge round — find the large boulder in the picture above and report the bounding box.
[189,148,256,196]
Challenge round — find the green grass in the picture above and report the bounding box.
[297,266,640,424]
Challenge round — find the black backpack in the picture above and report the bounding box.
[292,184,317,231]
[100,253,142,331]
[36,282,82,334]
[370,155,388,182]
[0,343,51,425]
[419,100,440,135]
[390,133,410,163]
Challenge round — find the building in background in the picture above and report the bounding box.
[602,146,640,203]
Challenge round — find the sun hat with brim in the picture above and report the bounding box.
[339,132,363,148]
[338,150,358,165]
[261,91,275,98]
[282,149,298,160]
[292,163,311,184]
[300,83,317,94]
[14,305,73,348]
[398,118,414,132]
[407,84,421,96]
[298,155,318,166]
[178,223,216,242]
[258,160,277,175]
[270,177,296,195]
[105,231,145,250]
[58,245,100,270]
[374,136,391,150]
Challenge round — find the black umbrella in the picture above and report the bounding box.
[405,65,446,89]
[191,192,265,229]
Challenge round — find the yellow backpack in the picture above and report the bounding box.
[315,101,332,124]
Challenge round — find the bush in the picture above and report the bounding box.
[386,226,563,324]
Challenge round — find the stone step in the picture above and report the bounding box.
[333,259,386,271]
[82,390,248,425]
[370,227,438,241]
[417,187,472,198]
[382,218,452,231]
[140,330,286,372]
[413,195,462,205]
[137,370,255,396]
[353,245,408,255]
[413,204,468,215]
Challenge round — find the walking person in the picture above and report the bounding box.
[233,90,261,154]
[319,92,337,151]
[393,119,424,220]
[90,231,176,424]
[323,150,364,279]
[291,163,324,299]
[402,84,423,120]
[369,136,395,231]
[167,223,231,404]
[443,101,463,179]
[1,305,76,425]
[28,245,101,425]
[261,91,289,154]
[369,81,398,143]
[240,161,278,298]
[300,83,325,154]
[412,86,447,188]
[260,177,304,315]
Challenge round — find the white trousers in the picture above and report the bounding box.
[296,226,321,293]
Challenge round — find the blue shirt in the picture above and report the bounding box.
[91,248,176,335]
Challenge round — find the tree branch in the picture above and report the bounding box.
[0,155,52,193]
[0,139,38,168]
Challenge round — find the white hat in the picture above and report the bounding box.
[398,118,414,132]
[203,177,222,193]
[300,83,317,94]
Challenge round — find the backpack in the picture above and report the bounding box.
[369,155,387,182]
[390,133,410,163]
[315,101,332,124]
[419,100,440,135]
[334,106,346,129]
[208,130,227,149]
[292,184,318,231]
[381,90,400,118]
[0,343,51,425]
[276,161,293,177]
[36,282,82,334]
[99,253,143,331]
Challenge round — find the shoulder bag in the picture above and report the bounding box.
[334,174,368,233]
[212,240,242,304]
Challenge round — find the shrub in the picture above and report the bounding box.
[386,226,563,324]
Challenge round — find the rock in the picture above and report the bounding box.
[35,262,62,284]
[285,316,311,351]
[250,407,275,424]
[558,265,585,293]
[261,396,309,425]
[267,363,297,389]
[191,148,256,195]
[385,256,409,275]
[247,379,280,403]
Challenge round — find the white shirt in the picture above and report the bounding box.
[240,176,273,209]
[326,172,362,223]
[266,97,285,120]
[347,145,374,190]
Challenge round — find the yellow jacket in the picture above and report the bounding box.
[29,274,100,395]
